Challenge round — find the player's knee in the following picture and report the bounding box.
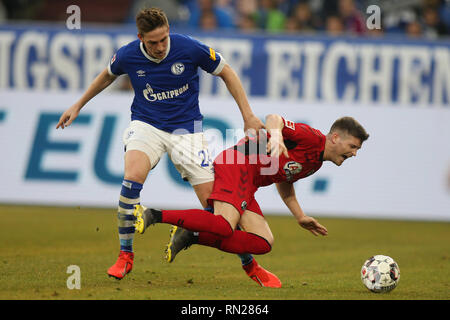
[124,152,151,184]
[262,237,272,254]
[252,234,272,254]
[260,239,272,254]
[124,161,149,184]
[266,234,274,247]
[124,172,146,185]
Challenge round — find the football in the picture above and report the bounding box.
[361,255,400,293]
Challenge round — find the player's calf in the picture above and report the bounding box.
[134,206,234,238]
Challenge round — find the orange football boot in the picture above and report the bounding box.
[243,259,282,288]
[107,251,134,280]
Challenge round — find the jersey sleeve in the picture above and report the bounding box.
[187,37,226,75]
[107,46,126,76]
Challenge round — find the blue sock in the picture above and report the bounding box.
[204,206,254,266]
[118,179,143,252]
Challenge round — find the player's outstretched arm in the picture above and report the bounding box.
[56,68,117,129]
[217,64,264,137]
[276,181,328,236]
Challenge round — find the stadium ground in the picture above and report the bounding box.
[0,204,448,301]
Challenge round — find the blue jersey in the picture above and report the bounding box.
[108,34,225,133]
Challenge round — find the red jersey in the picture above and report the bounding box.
[232,118,326,187]
[209,119,326,215]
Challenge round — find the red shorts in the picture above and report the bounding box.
[207,149,263,216]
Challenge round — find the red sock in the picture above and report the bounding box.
[161,209,233,238]
[198,230,271,255]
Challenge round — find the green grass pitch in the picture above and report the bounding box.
[0,204,449,300]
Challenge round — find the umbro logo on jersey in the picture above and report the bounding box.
[136,70,146,77]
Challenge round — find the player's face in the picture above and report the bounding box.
[138,26,170,60]
[330,132,362,166]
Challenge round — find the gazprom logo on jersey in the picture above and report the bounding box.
[143,83,189,102]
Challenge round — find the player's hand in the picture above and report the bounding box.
[56,104,81,129]
[267,135,289,158]
[298,216,328,236]
[244,115,265,141]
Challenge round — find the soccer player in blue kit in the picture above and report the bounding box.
[56,7,281,287]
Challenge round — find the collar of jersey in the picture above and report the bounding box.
[139,36,171,63]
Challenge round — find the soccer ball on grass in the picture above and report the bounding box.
[361,255,400,293]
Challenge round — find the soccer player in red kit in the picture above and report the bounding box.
[133,114,369,287]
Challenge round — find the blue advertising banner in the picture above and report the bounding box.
[1,23,449,106]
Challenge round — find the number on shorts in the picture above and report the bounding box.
[198,150,212,167]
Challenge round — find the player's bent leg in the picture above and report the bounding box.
[204,205,255,267]
[108,178,143,279]
[213,202,279,286]
[123,150,152,184]
[108,150,151,280]
[197,229,272,254]
[172,135,258,271]
[164,204,271,255]
[133,204,237,237]
[162,180,212,263]
[239,210,274,247]
[238,210,281,288]
[137,201,240,262]
[165,225,271,263]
